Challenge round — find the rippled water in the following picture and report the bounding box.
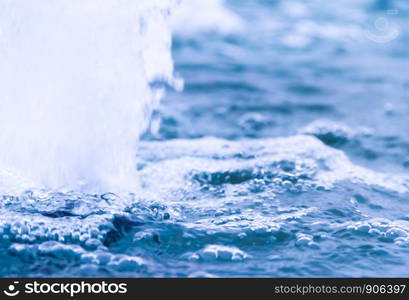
[1,0,409,277]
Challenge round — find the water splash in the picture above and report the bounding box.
[0,0,177,193]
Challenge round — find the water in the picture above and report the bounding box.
[0,0,177,193]
[0,0,409,277]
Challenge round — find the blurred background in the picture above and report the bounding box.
[2,0,409,278]
[145,0,409,175]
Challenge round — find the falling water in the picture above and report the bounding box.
[0,0,177,193]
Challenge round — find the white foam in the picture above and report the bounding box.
[0,0,177,193]
[138,135,409,194]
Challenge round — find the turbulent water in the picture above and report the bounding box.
[0,0,178,193]
[1,0,409,277]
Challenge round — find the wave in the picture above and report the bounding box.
[2,135,408,276]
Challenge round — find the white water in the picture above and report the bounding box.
[0,0,177,193]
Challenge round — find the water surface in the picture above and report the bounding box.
[1,0,409,277]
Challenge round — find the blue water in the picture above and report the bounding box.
[1,0,409,277]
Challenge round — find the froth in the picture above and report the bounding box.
[0,0,177,193]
